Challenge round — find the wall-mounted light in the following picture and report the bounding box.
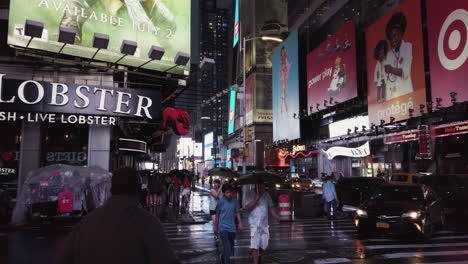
[450,92,458,105]
[436,98,443,109]
[200,57,215,71]
[89,33,109,62]
[115,39,137,64]
[380,120,385,127]
[419,104,425,115]
[136,45,165,69]
[24,20,44,48]
[389,116,395,123]
[409,108,414,118]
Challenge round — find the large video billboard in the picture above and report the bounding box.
[427,0,468,107]
[203,132,213,161]
[228,89,236,134]
[8,0,191,75]
[307,21,357,113]
[365,0,426,124]
[272,30,300,142]
[233,0,239,47]
[245,75,254,125]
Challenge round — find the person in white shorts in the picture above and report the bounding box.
[242,182,281,264]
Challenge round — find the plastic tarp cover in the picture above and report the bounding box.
[12,164,111,224]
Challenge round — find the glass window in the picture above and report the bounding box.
[41,123,89,167]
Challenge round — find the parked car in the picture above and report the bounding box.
[354,184,444,238]
[388,173,425,185]
[418,175,468,216]
[291,178,313,192]
[335,177,385,208]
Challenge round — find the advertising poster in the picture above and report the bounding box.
[307,21,357,113]
[203,132,213,161]
[8,0,191,75]
[245,75,254,125]
[365,0,426,124]
[228,89,236,134]
[427,0,468,107]
[254,73,273,123]
[272,30,300,141]
[233,0,239,47]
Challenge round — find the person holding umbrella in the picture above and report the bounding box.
[242,180,281,264]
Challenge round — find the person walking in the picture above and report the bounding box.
[322,176,339,220]
[214,184,243,264]
[242,182,281,264]
[181,175,191,207]
[210,179,223,239]
[55,167,179,264]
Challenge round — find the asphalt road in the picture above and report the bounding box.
[2,184,468,264]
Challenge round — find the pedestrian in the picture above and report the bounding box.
[155,175,164,206]
[214,184,243,264]
[55,167,179,264]
[181,175,191,207]
[210,179,223,239]
[242,181,281,264]
[147,174,157,206]
[173,175,181,207]
[322,176,339,220]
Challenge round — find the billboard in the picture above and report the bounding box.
[329,115,369,138]
[365,0,426,124]
[226,149,232,168]
[228,89,236,134]
[233,0,239,47]
[254,73,273,123]
[427,0,468,107]
[307,21,357,113]
[203,132,213,161]
[8,0,191,75]
[272,30,300,141]
[245,75,254,125]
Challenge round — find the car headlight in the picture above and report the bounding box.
[275,184,281,188]
[402,211,421,219]
[356,209,368,217]
[309,184,313,187]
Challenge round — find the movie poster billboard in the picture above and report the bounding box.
[365,0,426,124]
[307,21,357,113]
[272,30,300,141]
[245,75,254,125]
[427,0,468,107]
[8,0,191,75]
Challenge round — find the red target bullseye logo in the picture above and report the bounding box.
[438,9,468,70]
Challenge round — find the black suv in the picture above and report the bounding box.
[335,177,385,208]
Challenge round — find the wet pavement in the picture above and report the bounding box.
[2,184,468,264]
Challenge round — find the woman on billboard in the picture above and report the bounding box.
[384,12,414,100]
[279,46,291,118]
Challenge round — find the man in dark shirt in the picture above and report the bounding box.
[56,167,179,264]
[214,184,243,264]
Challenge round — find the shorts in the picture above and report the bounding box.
[210,210,216,216]
[250,225,270,250]
[182,188,191,197]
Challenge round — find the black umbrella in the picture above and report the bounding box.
[208,167,239,178]
[234,171,283,185]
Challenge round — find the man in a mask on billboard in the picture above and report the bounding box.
[59,0,176,47]
[384,12,413,100]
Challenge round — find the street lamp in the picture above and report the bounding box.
[241,35,283,174]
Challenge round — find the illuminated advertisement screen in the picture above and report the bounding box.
[365,0,426,124]
[272,30,300,141]
[8,0,191,75]
[228,89,236,134]
[204,132,213,161]
[233,0,239,47]
[226,149,232,168]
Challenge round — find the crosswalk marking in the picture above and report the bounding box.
[164,215,468,264]
[382,250,468,259]
[314,258,351,264]
[366,242,468,250]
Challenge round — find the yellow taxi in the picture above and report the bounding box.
[291,178,313,191]
[388,173,425,185]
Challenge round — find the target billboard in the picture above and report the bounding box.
[427,0,468,106]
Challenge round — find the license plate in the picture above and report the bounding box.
[376,222,389,229]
